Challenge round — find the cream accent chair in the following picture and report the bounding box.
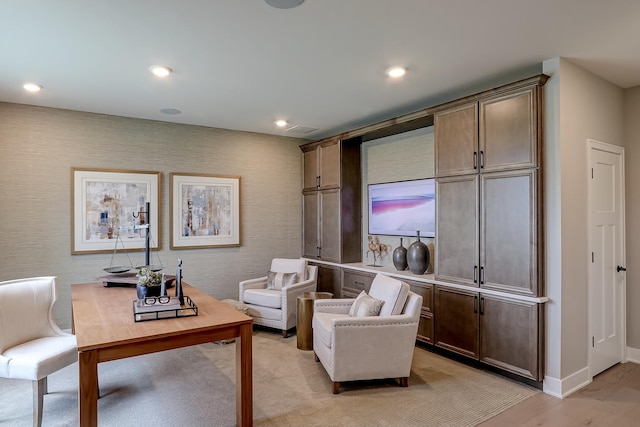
[239,258,318,337]
[0,277,78,427]
[312,273,422,394]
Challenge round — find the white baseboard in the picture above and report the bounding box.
[543,366,590,398]
[627,346,640,364]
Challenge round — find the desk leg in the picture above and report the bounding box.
[79,350,98,427]
[236,323,253,427]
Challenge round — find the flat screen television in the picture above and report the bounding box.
[367,178,435,238]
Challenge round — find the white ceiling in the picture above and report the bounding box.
[2,1,639,141]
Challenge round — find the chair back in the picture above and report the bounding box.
[270,258,308,281]
[369,274,410,316]
[0,277,59,353]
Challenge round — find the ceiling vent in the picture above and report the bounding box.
[285,125,318,134]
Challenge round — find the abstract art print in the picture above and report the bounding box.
[170,173,241,249]
[71,168,160,254]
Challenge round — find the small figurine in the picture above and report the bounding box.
[366,235,389,266]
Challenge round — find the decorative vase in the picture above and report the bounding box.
[407,231,430,275]
[136,283,161,299]
[392,238,408,271]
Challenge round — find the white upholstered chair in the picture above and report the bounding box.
[312,273,422,393]
[0,276,78,427]
[239,258,318,337]
[238,258,318,338]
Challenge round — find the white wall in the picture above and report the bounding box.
[0,102,306,329]
[624,86,640,351]
[543,57,625,395]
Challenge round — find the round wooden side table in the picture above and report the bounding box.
[296,291,333,350]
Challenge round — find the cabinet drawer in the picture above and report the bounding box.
[342,269,375,293]
[405,280,433,312]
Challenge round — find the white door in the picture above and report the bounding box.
[588,139,626,377]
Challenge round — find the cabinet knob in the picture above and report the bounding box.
[617,265,627,272]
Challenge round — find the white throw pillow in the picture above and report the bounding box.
[348,290,384,317]
[267,271,297,290]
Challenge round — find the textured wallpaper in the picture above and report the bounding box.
[0,102,306,328]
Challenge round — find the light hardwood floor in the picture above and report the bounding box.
[479,362,640,426]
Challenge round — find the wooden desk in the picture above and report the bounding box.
[71,282,253,426]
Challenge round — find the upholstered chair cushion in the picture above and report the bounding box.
[267,271,297,290]
[368,274,410,316]
[270,258,308,281]
[348,291,384,317]
[242,289,282,309]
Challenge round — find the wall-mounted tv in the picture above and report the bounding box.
[368,178,435,238]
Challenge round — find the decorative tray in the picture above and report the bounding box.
[132,295,198,322]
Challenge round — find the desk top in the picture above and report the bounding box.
[71,282,252,352]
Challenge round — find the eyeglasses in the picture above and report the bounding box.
[144,296,171,305]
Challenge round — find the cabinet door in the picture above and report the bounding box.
[312,263,341,296]
[434,286,479,359]
[435,175,479,286]
[480,294,542,380]
[303,149,319,191]
[406,280,434,345]
[302,192,319,258]
[480,87,538,172]
[319,140,340,189]
[480,170,538,296]
[434,102,478,177]
[319,189,341,262]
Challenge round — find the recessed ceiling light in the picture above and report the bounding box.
[151,66,173,77]
[275,120,288,127]
[23,83,43,92]
[265,0,304,9]
[160,108,181,115]
[386,67,407,78]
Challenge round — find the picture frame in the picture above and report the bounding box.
[71,168,161,254]
[170,173,241,249]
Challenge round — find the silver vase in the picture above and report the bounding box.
[407,231,430,275]
[392,238,408,271]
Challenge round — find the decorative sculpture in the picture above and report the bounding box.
[366,235,389,267]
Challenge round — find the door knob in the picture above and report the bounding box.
[617,266,627,272]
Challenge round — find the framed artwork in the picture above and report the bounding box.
[71,168,161,254]
[170,173,241,249]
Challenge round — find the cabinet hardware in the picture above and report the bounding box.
[480,297,484,315]
[473,151,478,169]
[316,246,321,258]
[480,266,485,284]
[592,336,595,347]
[316,176,320,188]
[354,281,364,285]
[474,296,478,314]
[480,150,485,169]
[617,265,627,272]
[474,266,478,283]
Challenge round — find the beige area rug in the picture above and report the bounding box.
[0,331,538,427]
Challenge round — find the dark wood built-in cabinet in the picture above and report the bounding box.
[301,75,547,385]
[302,138,361,263]
[434,76,546,297]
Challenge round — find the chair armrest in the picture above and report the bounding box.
[314,298,354,315]
[238,276,267,302]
